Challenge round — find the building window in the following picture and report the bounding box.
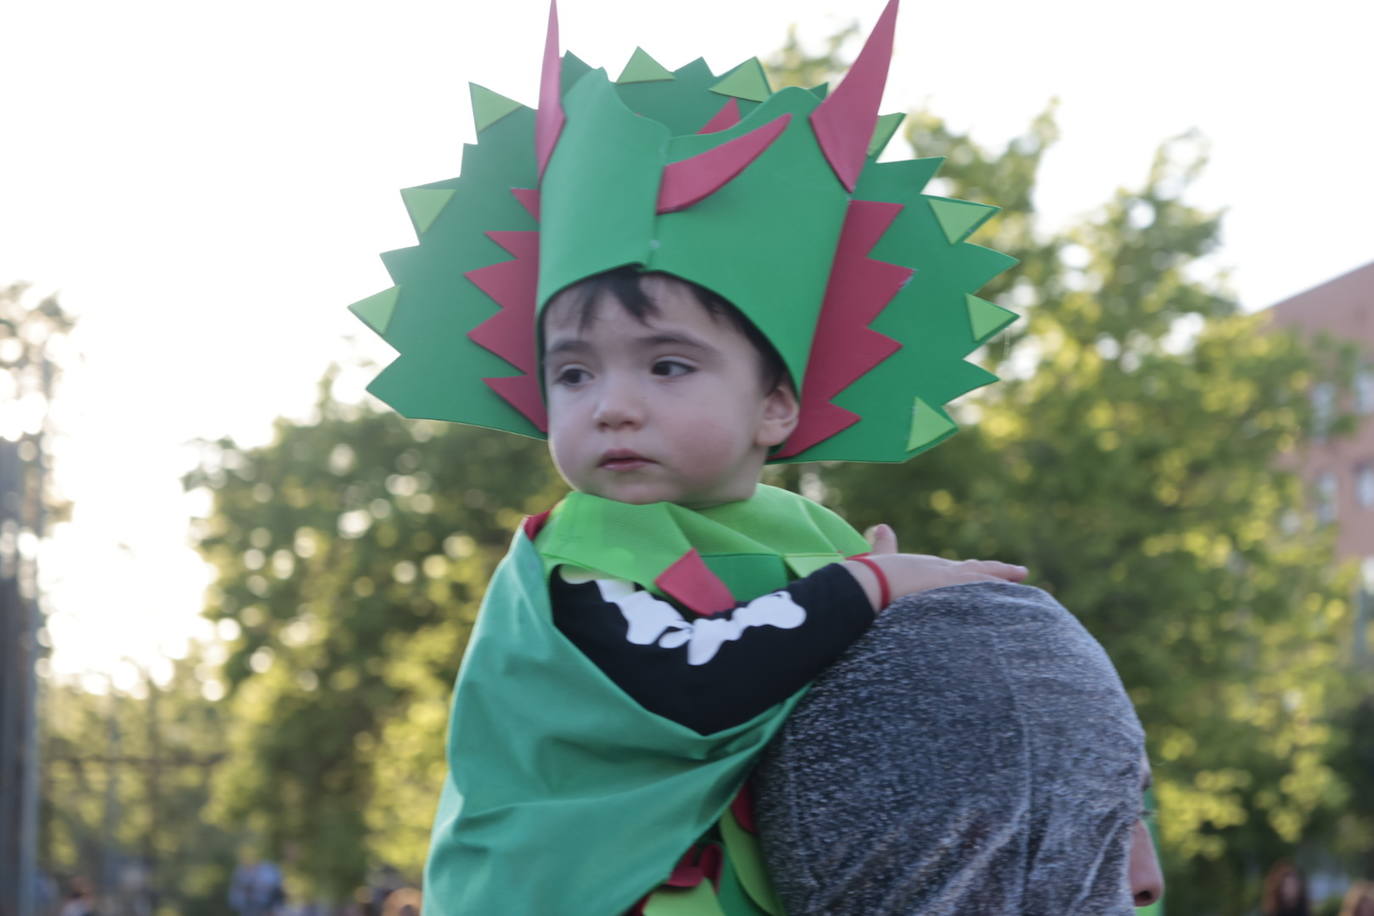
[1312,382,1337,439]
[1315,471,1338,524]
[1359,464,1374,509]
[1358,370,1374,415]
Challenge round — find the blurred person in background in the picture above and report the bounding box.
[1339,881,1374,916]
[57,876,96,916]
[381,887,422,916]
[1263,860,1312,916]
[228,849,285,916]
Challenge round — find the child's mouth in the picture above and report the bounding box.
[600,451,652,471]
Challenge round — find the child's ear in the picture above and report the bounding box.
[756,383,801,448]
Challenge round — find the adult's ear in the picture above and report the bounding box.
[757,383,801,448]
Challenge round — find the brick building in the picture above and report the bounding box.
[1267,260,1374,561]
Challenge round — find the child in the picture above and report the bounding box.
[347,1,1024,911]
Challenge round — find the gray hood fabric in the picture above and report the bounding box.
[754,581,1145,916]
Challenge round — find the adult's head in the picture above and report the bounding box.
[754,581,1162,914]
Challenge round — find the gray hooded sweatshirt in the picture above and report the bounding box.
[754,581,1146,915]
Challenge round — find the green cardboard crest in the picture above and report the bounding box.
[350,0,1019,463]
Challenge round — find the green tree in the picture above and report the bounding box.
[185,376,564,899]
[772,30,1365,916]
[3,283,74,916]
[41,655,239,916]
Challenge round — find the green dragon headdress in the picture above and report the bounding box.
[349,0,1017,463]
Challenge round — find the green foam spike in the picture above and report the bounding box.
[908,397,957,451]
[867,112,905,158]
[809,82,829,99]
[470,83,524,133]
[401,187,457,236]
[966,293,1018,341]
[928,197,998,245]
[348,287,400,336]
[617,47,675,84]
[709,58,770,101]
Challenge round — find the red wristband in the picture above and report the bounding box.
[849,555,890,610]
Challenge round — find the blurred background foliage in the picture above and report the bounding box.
[42,657,237,915]
[31,26,1374,916]
[182,393,564,898]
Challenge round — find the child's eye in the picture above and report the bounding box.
[651,359,694,378]
[552,366,590,386]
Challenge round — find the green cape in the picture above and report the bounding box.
[422,486,867,915]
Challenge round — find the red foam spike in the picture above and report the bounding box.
[486,229,538,261]
[465,228,546,431]
[510,187,541,221]
[535,0,565,178]
[656,114,792,213]
[522,508,553,540]
[655,549,736,617]
[775,199,908,458]
[730,780,758,833]
[809,0,899,191]
[466,232,540,374]
[467,259,536,371]
[484,374,548,432]
[697,98,743,134]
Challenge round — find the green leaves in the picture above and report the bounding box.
[763,38,1367,907]
[186,395,563,896]
[821,115,1362,915]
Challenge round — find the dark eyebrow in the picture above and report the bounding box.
[543,330,715,359]
[544,337,591,357]
[635,331,713,352]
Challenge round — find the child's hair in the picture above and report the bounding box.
[547,267,792,393]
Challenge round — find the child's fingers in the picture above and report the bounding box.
[961,559,1028,582]
[864,523,898,555]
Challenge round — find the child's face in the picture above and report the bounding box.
[542,275,798,508]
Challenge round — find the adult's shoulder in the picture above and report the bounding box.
[882,579,1069,628]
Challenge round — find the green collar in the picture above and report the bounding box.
[535,485,868,614]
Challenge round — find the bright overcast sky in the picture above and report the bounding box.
[3,0,1371,685]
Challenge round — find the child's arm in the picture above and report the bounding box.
[551,524,1027,735]
[840,523,1029,613]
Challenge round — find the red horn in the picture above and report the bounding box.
[535,0,565,178]
[656,114,792,213]
[809,0,899,191]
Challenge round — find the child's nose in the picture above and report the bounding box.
[593,384,645,429]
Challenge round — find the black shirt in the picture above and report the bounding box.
[551,563,873,734]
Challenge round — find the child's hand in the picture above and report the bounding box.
[844,523,1029,612]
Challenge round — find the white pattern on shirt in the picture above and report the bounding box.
[559,569,807,666]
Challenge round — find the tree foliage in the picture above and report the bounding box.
[41,657,239,916]
[0,282,73,526]
[772,33,1370,916]
[821,136,1361,912]
[5,284,74,915]
[184,380,563,898]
